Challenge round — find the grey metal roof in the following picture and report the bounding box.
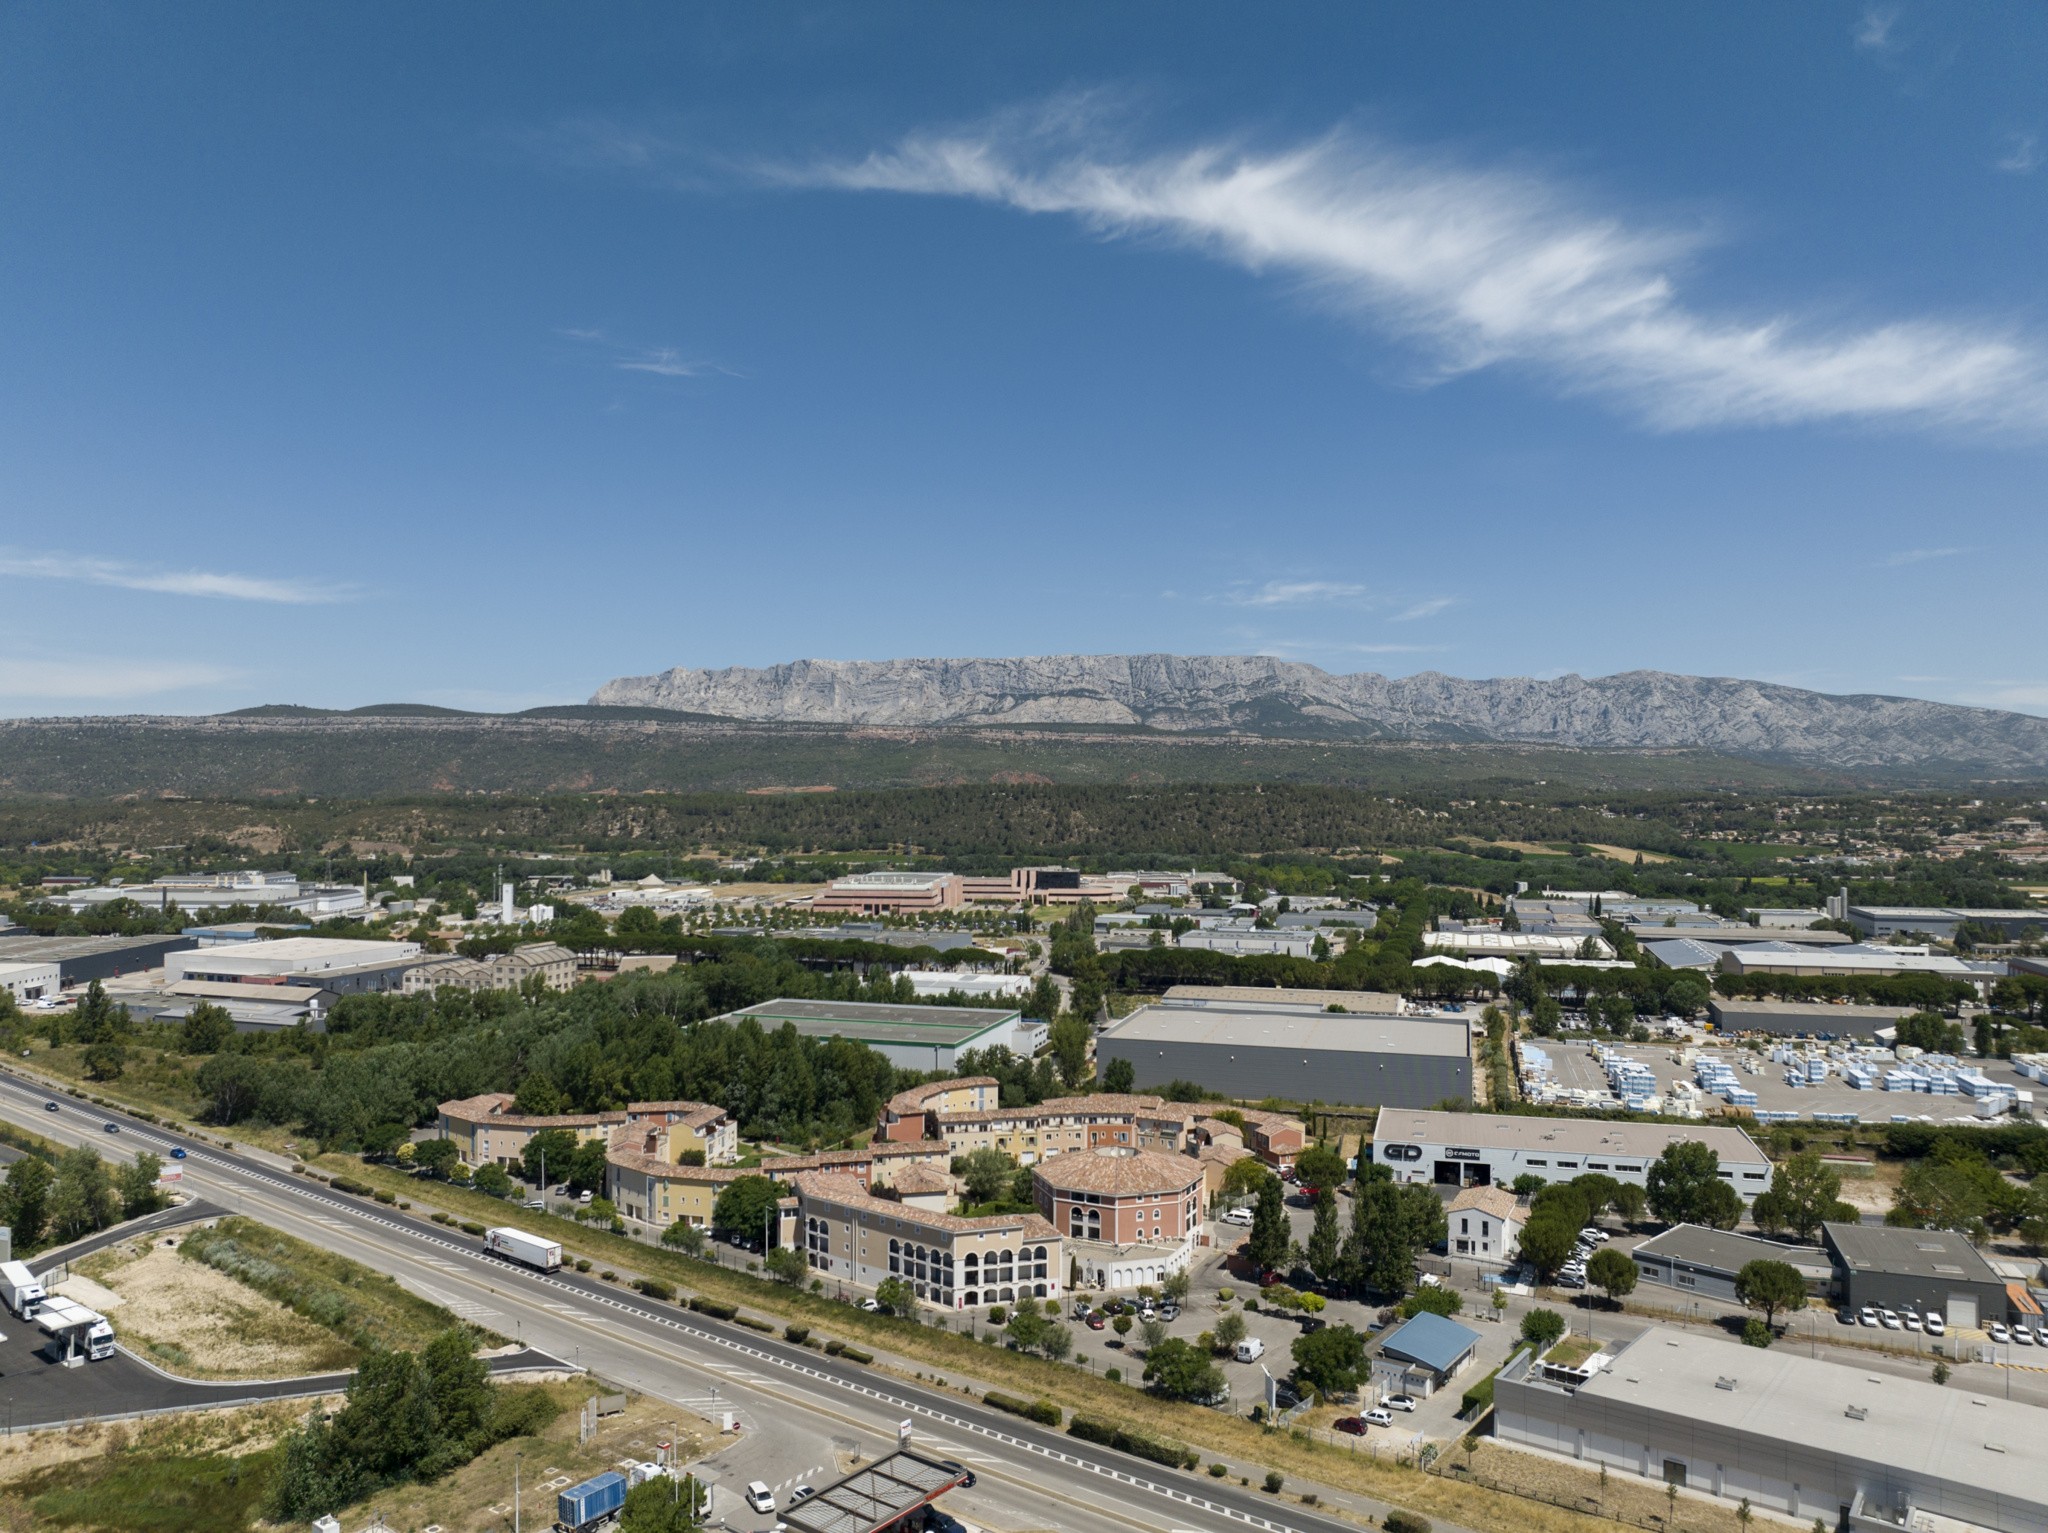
[1377,1311,1482,1374]
[1822,1222,2002,1285]
[1104,1003,1466,1057]
[1572,1326,2044,1507]
[723,998,1020,1046]
[1374,1109,1767,1166]
[0,933,194,961]
[1708,999,1919,1024]
[1631,1224,1832,1280]
[779,1450,965,1533]
[1643,938,1725,970]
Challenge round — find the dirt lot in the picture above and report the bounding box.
[1457,1440,1807,1533]
[79,1235,357,1380]
[0,1398,311,1494]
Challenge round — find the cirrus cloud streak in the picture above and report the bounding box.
[794,109,2048,435]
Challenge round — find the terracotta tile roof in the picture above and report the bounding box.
[884,1077,1000,1116]
[794,1172,1059,1240]
[933,1093,1196,1131]
[1032,1147,1205,1197]
[1447,1185,1521,1221]
[888,1163,954,1196]
[626,1100,727,1130]
[438,1093,623,1130]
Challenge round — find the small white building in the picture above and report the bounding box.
[1446,1184,1523,1266]
[0,962,60,1004]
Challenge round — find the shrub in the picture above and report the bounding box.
[1105,1367,1121,1383]
[1208,1462,1227,1478]
[736,1315,774,1333]
[459,1221,486,1237]
[631,1278,675,1302]
[1264,1472,1284,1494]
[1067,1416,1196,1470]
[838,1345,873,1364]
[984,1392,1061,1426]
[988,1306,1007,1324]
[430,1212,451,1225]
[689,1297,738,1320]
[372,1189,397,1205]
[574,1258,592,1273]
[1385,1513,1432,1533]
[824,1338,846,1356]
[785,1325,811,1344]
[1742,1317,1773,1348]
[600,1271,617,1283]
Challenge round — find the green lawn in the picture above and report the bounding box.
[15,1448,281,1533]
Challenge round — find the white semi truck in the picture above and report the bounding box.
[482,1226,562,1272]
[36,1296,114,1361]
[0,1260,46,1319]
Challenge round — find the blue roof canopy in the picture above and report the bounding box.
[1377,1311,1481,1375]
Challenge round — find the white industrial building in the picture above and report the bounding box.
[166,937,422,987]
[1371,1108,1770,1197]
[896,969,1033,1001]
[1496,1326,2047,1533]
[0,962,60,1004]
[52,870,369,919]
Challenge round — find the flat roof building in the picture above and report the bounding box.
[1849,906,2048,941]
[716,998,1044,1073]
[1097,1002,1470,1109]
[1495,1324,2048,1533]
[0,961,60,1003]
[1820,1222,2024,1330]
[1630,1224,1833,1302]
[1707,998,1923,1038]
[165,936,422,996]
[1372,1109,1770,1197]
[1160,984,1403,1014]
[1717,947,1976,980]
[809,871,964,915]
[0,933,199,986]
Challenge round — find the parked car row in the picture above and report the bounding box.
[1845,1305,1946,1336]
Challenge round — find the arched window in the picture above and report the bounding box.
[962,1290,978,1307]
[962,1251,978,1268]
[1033,1282,1046,1298]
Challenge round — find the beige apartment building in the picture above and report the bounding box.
[883,1084,1197,1163]
[436,1093,733,1172]
[795,1171,1062,1309]
[605,1140,950,1231]
[403,941,580,996]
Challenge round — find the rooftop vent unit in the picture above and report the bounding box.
[1845,1406,1868,1421]
[1714,1376,1738,1392]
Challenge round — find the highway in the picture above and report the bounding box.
[0,1068,1405,1533]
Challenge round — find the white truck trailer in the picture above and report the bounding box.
[0,1259,46,1319]
[482,1226,561,1272]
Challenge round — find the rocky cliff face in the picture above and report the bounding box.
[590,655,2048,769]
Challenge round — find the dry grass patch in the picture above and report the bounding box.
[1455,1440,1806,1533]
[79,1237,357,1380]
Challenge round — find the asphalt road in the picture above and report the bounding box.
[0,1070,1434,1533]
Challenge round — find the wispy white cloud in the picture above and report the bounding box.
[1390,596,1457,622]
[0,655,236,701]
[788,103,2048,434]
[1998,133,2041,175]
[1882,545,1970,567]
[1220,579,1369,607]
[0,548,341,604]
[560,328,731,381]
[1954,681,2048,715]
[1854,5,1903,55]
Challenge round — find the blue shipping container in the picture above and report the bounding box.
[559,1471,627,1529]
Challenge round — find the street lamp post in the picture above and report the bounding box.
[514,1451,521,1533]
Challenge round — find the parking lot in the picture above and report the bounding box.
[1534,1039,2037,1122]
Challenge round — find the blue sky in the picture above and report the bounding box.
[3,3,2045,717]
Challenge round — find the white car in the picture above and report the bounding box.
[745,1482,776,1514]
[1223,1208,1255,1226]
[1858,1307,1879,1327]
[1880,1310,1902,1331]
[1924,1313,1946,1336]
[1579,1227,1610,1243]
[1383,1394,1418,1412]
[1903,1312,1923,1332]
[1363,1407,1394,1427]
[2015,1326,2036,1347]
[1989,1322,2011,1343]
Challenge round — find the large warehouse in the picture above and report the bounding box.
[1095,1001,1470,1109]
[716,998,1046,1072]
[0,933,199,986]
[1371,1108,1770,1196]
[1820,1222,2023,1330]
[1495,1326,2046,1533]
[1706,998,1921,1038]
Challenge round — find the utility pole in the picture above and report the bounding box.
[515,1451,521,1533]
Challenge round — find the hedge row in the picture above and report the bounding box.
[689,1297,738,1320]
[984,1392,1061,1426]
[1067,1416,1197,1471]
[632,1278,676,1301]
